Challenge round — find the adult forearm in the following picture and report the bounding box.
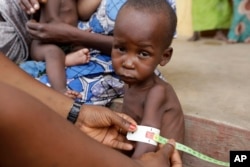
[0,53,73,118]
[26,21,114,55]
[63,27,113,55]
[0,84,133,167]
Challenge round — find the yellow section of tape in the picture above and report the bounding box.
[153,134,229,167]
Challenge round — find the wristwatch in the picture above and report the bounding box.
[67,101,82,124]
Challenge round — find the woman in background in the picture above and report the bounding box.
[188,0,232,41]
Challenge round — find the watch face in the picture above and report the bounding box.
[67,102,82,124]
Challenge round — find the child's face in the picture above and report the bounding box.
[112,7,172,84]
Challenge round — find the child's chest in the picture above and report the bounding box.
[122,89,147,124]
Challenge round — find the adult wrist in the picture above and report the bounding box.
[67,101,83,124]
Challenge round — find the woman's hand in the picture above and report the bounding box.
[26,20,76,42]
[76,105,137,151]
[19,0,47,14]
[26,20,92,43]
[137,139,182,167]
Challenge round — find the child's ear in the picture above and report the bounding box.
[159,47,173,66]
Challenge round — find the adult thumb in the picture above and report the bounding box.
[159,139,183,167]
[158,139,176,159]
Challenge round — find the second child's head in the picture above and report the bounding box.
[112,0,177,84]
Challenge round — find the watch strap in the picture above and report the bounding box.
[67,101,82,124]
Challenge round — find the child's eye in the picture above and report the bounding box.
[118,47,126,53]
[113,44,126,54]
[139,51,150,58]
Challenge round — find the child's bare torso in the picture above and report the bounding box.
[40,0,78,25]
[122,75,169,125]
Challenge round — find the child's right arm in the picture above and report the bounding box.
[77,0,101,21]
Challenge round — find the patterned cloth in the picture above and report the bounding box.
[20,0,175,105]
[0,0,31,64]
[78,0,176,35]
[227,0,250,43]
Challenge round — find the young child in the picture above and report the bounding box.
[30,0,97,99]
[111,0,184,158]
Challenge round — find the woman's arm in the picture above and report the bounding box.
[26,21,113,54]
[0,53,137,150]
[0,84,181,167]
[0,53,72,118]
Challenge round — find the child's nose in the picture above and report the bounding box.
[122,58,135,69]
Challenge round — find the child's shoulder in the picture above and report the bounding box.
[149,77,177,98]
[154,76,174,90]
[148,80,169,95]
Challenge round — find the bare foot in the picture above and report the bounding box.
[213,31,228,41]
[227,39,237,44]
[65,48,90,66]
[64,90,82,99]
[188,32,200,41]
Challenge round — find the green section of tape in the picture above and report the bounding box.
[153,134,230,167]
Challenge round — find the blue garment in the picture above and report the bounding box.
[78,0,176,35]
[20,0,175,105]
[19,61,46,77]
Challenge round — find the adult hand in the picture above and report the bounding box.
[26,17,113,54]
[137,139,182,167]
[26,20,84,43]
[76,105,137,151]
[19,0,47,14]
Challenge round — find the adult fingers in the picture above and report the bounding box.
[26,20,45,36]
[157,139,175,160]
[171,149,182,167]
[115,112,137,133]
[158,139,183,167]
[19,0,40,14]
[110,134,134,151]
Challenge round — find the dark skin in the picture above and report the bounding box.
[0,52,182,167]
[30,0,80,97]
[77,0,101,21]
[0,53,138,150]
[20,0,113,55]
[112,6,184,158]
[20,0,184,159]
[28,0,101,98]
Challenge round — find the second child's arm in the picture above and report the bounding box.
[77,0,101,21]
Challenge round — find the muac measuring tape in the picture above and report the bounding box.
[127,125,230,167]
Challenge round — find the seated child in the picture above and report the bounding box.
[30,0,100,99]
[111,0,184,158]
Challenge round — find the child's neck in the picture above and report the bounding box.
[126,75,157,89]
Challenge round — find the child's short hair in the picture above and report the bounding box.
[122,0,177,47]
